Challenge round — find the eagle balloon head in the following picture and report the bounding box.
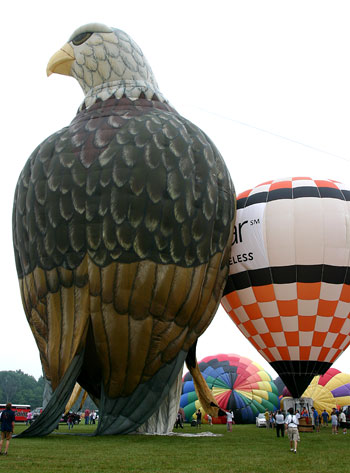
[46,23,167,109]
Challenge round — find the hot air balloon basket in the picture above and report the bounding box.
[298,417,313,432]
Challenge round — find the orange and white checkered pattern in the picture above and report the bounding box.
[238,177,346,197]
[222,282,350,364]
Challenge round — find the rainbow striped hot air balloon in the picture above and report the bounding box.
[222,178,350,398]
[180,354,279,424]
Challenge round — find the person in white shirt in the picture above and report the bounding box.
[225,410,234,432]
[339,410,347,434]
[331,409,338,435]
[285,407,300,453]
[275,410,285,438]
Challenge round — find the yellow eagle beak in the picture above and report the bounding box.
[46,43,75,77]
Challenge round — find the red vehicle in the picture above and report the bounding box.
[0,404,31,422]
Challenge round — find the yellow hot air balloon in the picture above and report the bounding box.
[304,368,350,413]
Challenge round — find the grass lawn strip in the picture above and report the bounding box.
[1,423,347,473]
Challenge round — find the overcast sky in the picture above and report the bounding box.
[3,0,350,380]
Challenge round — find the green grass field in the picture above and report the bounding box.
[0,422,347,473]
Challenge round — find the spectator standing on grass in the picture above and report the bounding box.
[26,411,33,426]
[84,408,90,425]
[175,411,184,429]
[196,409,202,429]
[268,412,273,429]
[225,410,234,432]
[321,410,329,427]
[0,403,15,456]
[339,410,347,434]
[264,409,269,428]
[207,414,212,426]
[285,407,299,454]
[275,410,285,438]
[67,413,74,430]
[331,409,338,434]
[311,407,320,432]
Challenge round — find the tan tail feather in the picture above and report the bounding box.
[188,362,222,418]
[64,383,82,415]
[78,391,89,411]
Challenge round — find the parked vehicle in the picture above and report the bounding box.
[61,412,81,424]
[256,413,266,428]
[0,404,31,422]
[31,407,43,420]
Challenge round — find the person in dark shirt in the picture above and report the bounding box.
[175,411,184,429]
[321,409,329,427]
[0,403,15,456]
[196,409,202,428]
[311,407,320,432]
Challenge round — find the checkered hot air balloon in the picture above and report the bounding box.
[221,177,350,398]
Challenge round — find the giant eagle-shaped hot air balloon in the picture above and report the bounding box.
[222,178,350,398]
[12,23,235,436]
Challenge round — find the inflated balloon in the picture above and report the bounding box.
[12,23,235,436]
[181,354,279,424]
[277,368,350,413]
[304,368,350,412]
[222,178,350,398]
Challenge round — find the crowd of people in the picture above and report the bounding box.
[0,403,101,455]
[262,405,349,453]
[24,407,99,431]
[264,406,348,433]
[267,407,303,453]
[82,409,98,425]
[1,400,349,457]
[181,408,235,430]
[188,404,350,445]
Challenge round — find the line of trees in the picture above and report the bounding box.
[0,370,44,408]
[0,370,97,412]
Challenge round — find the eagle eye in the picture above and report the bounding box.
[72,32,93,46]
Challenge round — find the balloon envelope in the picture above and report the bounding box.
[304,368,350,412]
[181,354,279,423]
[222,178,350,397]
